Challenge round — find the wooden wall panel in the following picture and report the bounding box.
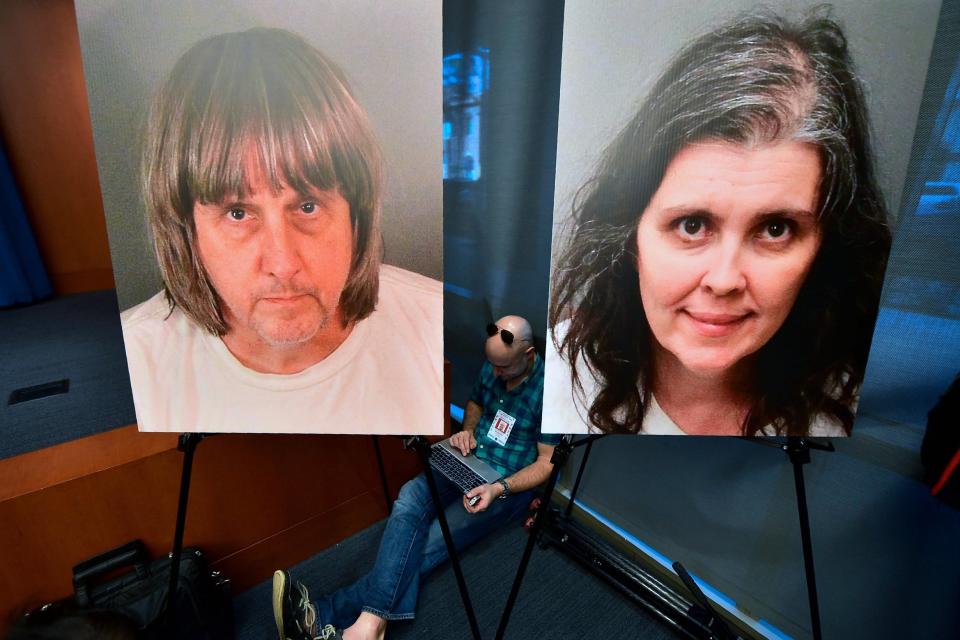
[0,429,422,627]
[0,0,114,295]
[0,425,177,502]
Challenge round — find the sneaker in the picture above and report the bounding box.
[272,570,342,640]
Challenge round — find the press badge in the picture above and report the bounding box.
[486,409,516,446]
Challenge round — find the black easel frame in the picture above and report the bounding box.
[551,434,832,640]
[163,433,396,633]
[671,561,738,640]
[405,434,611,640]
[163,432,210,630]
[564,434,604,517]
[407,436,484,640]
[492,434,577,640]
[746,436,833,640]
[165,431,828,638]
[543,434,739,639]
[539,506,733,640]
[371,435,393,513]
[404,434,581,640]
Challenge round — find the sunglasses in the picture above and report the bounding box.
[486,323,515,345]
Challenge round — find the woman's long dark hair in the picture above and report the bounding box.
[549,10,891,435]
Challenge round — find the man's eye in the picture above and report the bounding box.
[300,202,317,214]
[227,208,246,221]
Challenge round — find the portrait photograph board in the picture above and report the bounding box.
[76,0,443,434]
[543,0,941,436]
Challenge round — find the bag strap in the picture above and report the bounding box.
[72,540,150,606]
[932,447,960,496]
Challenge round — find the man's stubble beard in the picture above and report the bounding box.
[216,278,334,349]
[249,294,332,349]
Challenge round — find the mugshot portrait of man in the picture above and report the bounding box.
[112,27,442,434]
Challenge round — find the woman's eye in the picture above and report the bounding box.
[300,202,317,214]
[673,216,708,239]
[759,219,793,241]
[227,208,246,221]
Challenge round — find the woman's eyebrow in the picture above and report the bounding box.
[754,208,817,221]
[659,206,720,222]
[659,205,816,219]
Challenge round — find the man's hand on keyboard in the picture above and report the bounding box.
[450,430,477,456]
[463,482,503,513]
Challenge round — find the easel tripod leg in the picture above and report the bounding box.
[165,433,204,629]
[372,435,393,513]
[565,437,594,518]
[494,436,573,640]
[786,438,823,640]
[412,437,483,640]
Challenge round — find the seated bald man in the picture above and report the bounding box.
[272,315,563,640]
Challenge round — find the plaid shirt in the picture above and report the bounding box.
[469,354,563,477]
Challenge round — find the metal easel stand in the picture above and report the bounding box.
[564,434,606,517]
[163,432,210,631]
[162,434,393,635]
[533,433,832,640]
[494,434,587,640]
[541,434,735,640]
[407,436,483,640]
[748,435,834,640]
[371,435,393,513]
[671,561,738,640]
[783,436,832,640]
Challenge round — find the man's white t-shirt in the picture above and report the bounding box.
[121,265,442,434]
[543,320,846,436]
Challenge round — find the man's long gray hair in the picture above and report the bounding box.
[143,28,384,336]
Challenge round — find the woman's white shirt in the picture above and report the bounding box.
[543,319,846,437]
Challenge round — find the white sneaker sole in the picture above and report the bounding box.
[272,570,287,640]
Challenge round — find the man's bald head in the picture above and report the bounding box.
[485,315,535,382]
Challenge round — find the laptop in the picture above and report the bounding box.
[429,437,503,501]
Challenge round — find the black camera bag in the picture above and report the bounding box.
[71,540,233,639]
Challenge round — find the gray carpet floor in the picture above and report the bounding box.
[234,518,681,640]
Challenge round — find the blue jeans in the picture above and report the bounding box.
[313,472,534,629]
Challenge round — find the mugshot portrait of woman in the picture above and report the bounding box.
[544,11,892,436]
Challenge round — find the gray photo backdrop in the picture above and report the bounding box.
[76,0,442,311]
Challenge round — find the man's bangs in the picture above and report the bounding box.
[267,93,380,214]
[184,93,372,209]
[145,27,383,333]
[187,131,248,206]
[263,113,358,202]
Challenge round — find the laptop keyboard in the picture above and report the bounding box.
[429,445,489,494]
